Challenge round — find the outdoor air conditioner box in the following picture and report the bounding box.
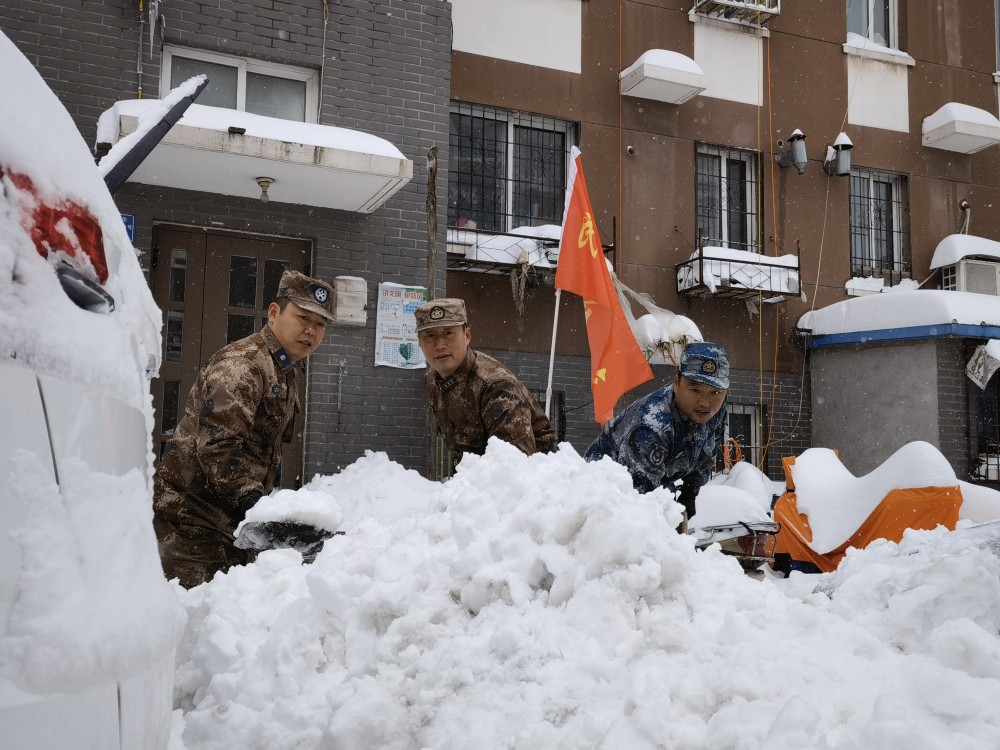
[333,275,368,326]
[949,259,1000,296]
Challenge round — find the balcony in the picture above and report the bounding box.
[676,246,799,301]
[446,226,560,276]
[692,0,780,25]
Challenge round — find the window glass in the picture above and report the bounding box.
[996,0,1000,70]
[723,403,762,469]
[170,56,238,109]
[229,256,258,309]
[513,125,566,228]
[695,144,759,253]
[227,314,256,343]
[165,309,184,362]
[168,249,187,303]
[847,0,893,47]
[448,102,573,234]
[850,168,909,281]
[263,259,291,306]
[976,374,1000,481]
[449,110,507,232]
[247,72,307,121]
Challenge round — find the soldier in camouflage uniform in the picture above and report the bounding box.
[416,298,556,460]
[153,270,335,587]
[586,342,729,526]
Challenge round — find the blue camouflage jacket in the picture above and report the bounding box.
[585,383,727,514]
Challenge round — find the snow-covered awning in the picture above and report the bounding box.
[619,50,707,106]
[922,103,1000,155]
[97,101,413,213]
[797,289,1000,348]
[930,234,1000,269]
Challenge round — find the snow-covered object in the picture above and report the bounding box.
[792,442,960,554]
[0,28,182,749]
[677,246,800,295]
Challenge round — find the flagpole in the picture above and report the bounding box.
[544,289,561,418]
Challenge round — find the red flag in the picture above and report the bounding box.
[555,149,653,424]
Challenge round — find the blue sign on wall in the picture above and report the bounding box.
[121,213,135,243]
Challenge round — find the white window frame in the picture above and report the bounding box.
[695,143,760,253]
[724,403,761,468]
[849,167,909,278]
[995,0,1000,72]
[449,102,574,233]
[161,45,319,123]
[847,0,899,49]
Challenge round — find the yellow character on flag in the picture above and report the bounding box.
[578,212,598,259]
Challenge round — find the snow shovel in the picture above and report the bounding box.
[695,521,780,580]
[235,521,343,564]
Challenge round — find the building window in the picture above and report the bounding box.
[976,374,1000,482]
[448,102,574,234]
[995,0,1000,71]
[848,0,897,48]
[695,144,761,253]
[161,46,319,123]
[724,403,762,469]
[850,168,910,280]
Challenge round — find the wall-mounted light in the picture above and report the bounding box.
[823,132,853,176]
[256,176,275,203]
[775,129,807,174]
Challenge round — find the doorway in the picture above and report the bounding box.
[151,226,311,489]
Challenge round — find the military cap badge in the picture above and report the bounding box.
[313,285,329,304]
[702,360,717,374]
[429,306,445,320]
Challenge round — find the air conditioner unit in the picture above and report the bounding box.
[942,258,1000,296]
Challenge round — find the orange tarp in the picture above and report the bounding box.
[773,456,963,573]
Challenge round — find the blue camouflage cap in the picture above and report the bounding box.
[678,341,730,389]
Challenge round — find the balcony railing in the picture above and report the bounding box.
[692,0,780,25]
[676,245,799,301]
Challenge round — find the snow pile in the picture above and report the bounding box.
[171,442,1000,749]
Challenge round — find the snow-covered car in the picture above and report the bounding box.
[0,30,184,750]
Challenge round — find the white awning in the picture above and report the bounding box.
[100,102,413,213]
[619,50,707,106]
[922,103,1000,155]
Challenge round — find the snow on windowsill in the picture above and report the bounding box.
[845,276,919,296]
[843,32,915,66]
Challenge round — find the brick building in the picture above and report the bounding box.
[6,0,1000,484]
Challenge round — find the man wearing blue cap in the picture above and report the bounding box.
[585,341,729,528]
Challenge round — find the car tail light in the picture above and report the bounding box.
[3,167,109,283]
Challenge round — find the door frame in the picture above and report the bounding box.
[150,222,315,490]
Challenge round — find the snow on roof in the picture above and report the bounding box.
[798,289,1000,336]
[930,233,1000,269]
[923,103,1000,133]
[620,49,704,78]
[97,98,406,159]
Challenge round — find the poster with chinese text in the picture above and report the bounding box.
[374,283,427,368]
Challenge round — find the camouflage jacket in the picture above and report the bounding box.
[585,383,726,514]
[154,325,300,536]
[425,349,556,459]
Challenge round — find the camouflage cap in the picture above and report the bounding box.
[414,298,468,332]
[679,341,730,389]
[276,270,335,321]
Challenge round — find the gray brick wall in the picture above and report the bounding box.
[938,338,972,481]
[2,1,453,478]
